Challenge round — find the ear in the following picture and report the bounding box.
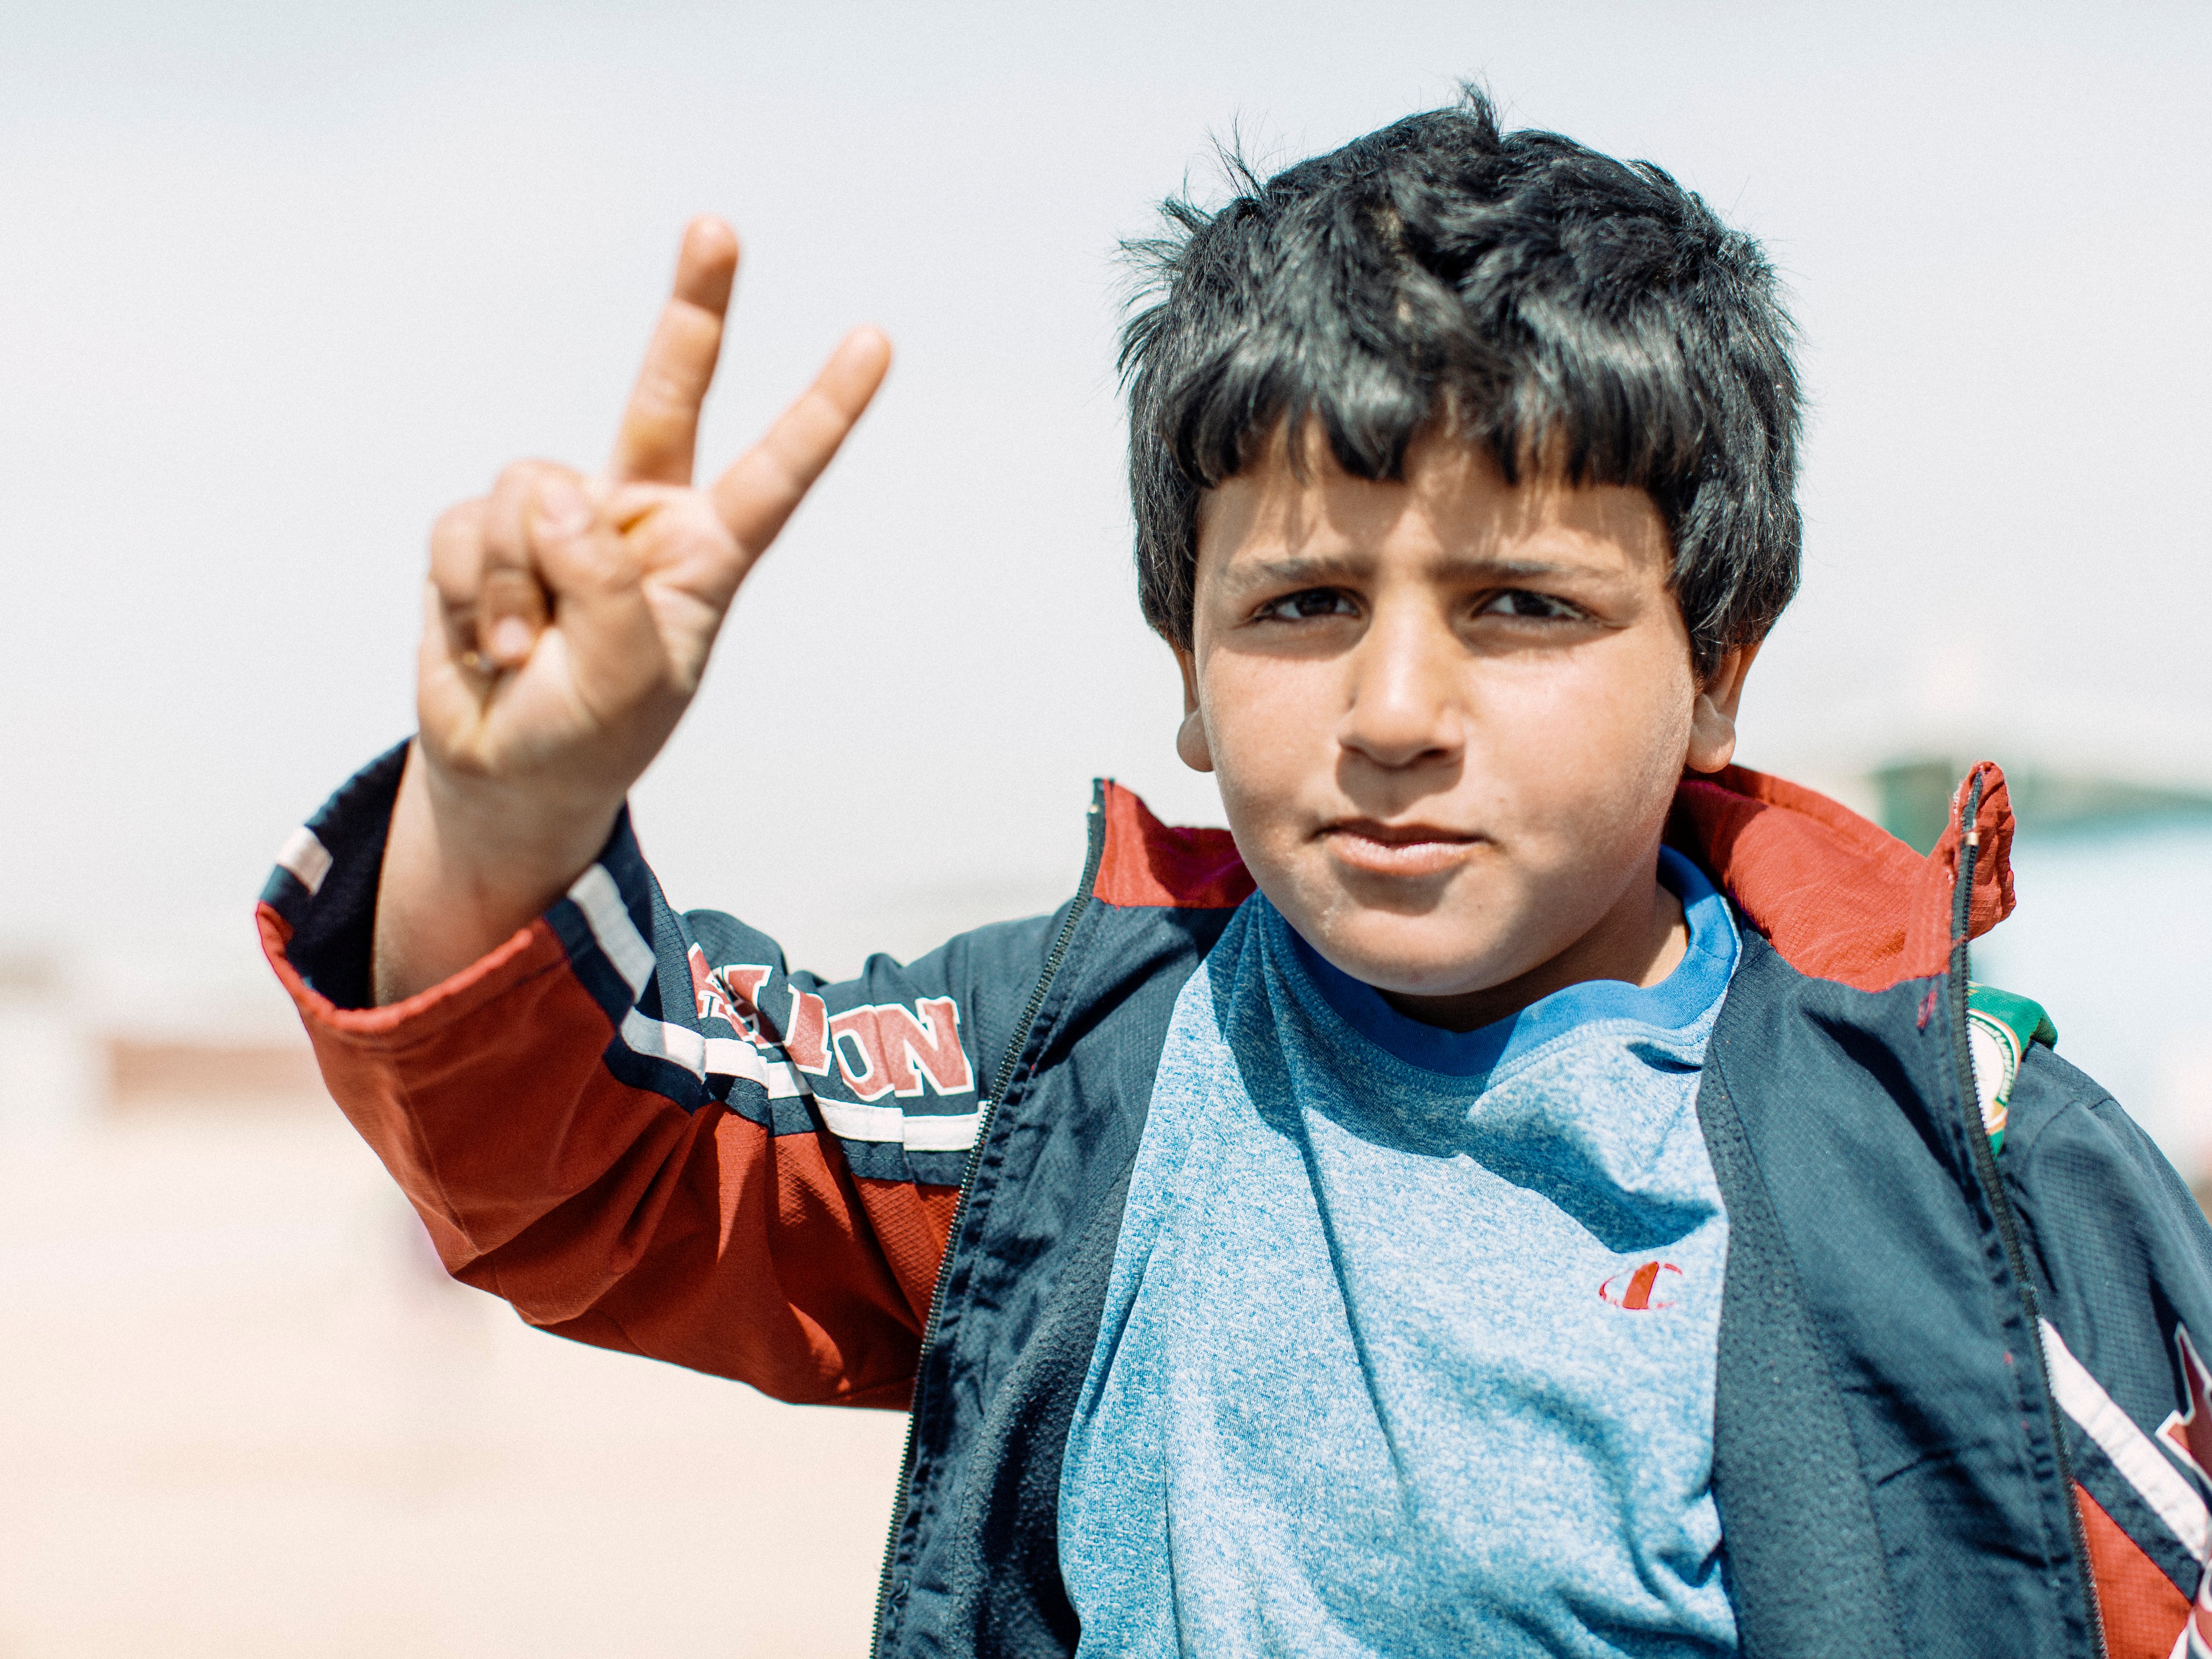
[1171,643,1213,773]
[1686,642,1759,775]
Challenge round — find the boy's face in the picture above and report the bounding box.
[1175,428,1752,1026]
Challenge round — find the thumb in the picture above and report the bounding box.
[520,474,684,704]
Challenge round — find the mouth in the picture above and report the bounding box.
[1317,818,1486,878]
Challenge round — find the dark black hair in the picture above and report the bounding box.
[1120,88,1801,678]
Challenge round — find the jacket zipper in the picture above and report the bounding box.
[868,783,1109,1659]
[1946,772,2106,1657]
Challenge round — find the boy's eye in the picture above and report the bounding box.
[1477,589,1584,621]
[1256,588,1359,622]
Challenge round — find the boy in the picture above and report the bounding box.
[260,94,2212,1658]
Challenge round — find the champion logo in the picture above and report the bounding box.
[1599,1260,1682,1311]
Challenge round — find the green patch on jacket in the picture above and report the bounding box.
[1967,985,2060,1153]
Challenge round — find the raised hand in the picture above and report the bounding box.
[374,219,891,1004]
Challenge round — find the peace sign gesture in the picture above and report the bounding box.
[374,219,890,1004]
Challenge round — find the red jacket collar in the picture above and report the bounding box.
[1668,761,2014,991]
[1094,764,2016,995]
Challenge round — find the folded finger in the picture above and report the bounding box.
[480,461,572,668]
[710,326,891,555]
[608,217,740,488]
[427,497,488,627]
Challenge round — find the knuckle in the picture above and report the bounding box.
[429,498,486,553]
[478,564,544,614]
[491,457,578,500]
[431,497,485,536]
[427,501,488,592]
[576,534,644,596]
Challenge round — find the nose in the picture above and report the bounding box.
[1336,603,1463,770]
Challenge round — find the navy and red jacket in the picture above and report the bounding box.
[260,744,2212,1659]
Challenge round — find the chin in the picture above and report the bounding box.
[1300,908,1512,998]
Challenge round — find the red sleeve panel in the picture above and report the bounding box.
[261,902,950,1407]
[255,746,981,1410]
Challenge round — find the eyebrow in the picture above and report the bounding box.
[1222,552,1585,591]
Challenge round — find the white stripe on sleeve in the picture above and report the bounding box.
[2042,1317,2209,1564]
[567,863,657,995]
[901,1111,981,1152]
[618,1008,706,1077]
[812,1097,980,1150]
[276,826,335,897]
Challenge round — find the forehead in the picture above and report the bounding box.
[1195,428,1671,582]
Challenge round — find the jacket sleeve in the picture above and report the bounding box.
[256,742,1060,1409]
[2000,1042,2212,1659]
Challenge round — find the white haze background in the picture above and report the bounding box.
[5,0,2209,1005]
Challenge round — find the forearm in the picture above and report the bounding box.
[372,740,621,1005]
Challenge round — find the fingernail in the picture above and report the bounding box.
[489,618,535,662]
[536,478,591,536]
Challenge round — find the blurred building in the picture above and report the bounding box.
[0,957,901,1659]
[1868,757,2212,1194]
[0,949,321,1132]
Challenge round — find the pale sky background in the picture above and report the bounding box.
[3,0,2209,1022]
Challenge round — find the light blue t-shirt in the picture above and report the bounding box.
[1059,849,1741,1658]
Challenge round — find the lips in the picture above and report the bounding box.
[1319,819,1484,878]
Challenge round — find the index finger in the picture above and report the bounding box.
[607,217,740,487]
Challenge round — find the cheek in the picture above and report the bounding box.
[1198,658,1330,825]
[1479,644,1695,822]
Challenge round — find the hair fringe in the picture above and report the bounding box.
[1118,86,1803,676]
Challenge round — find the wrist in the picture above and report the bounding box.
[373,743,623,1005]
[414,745,624,906]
